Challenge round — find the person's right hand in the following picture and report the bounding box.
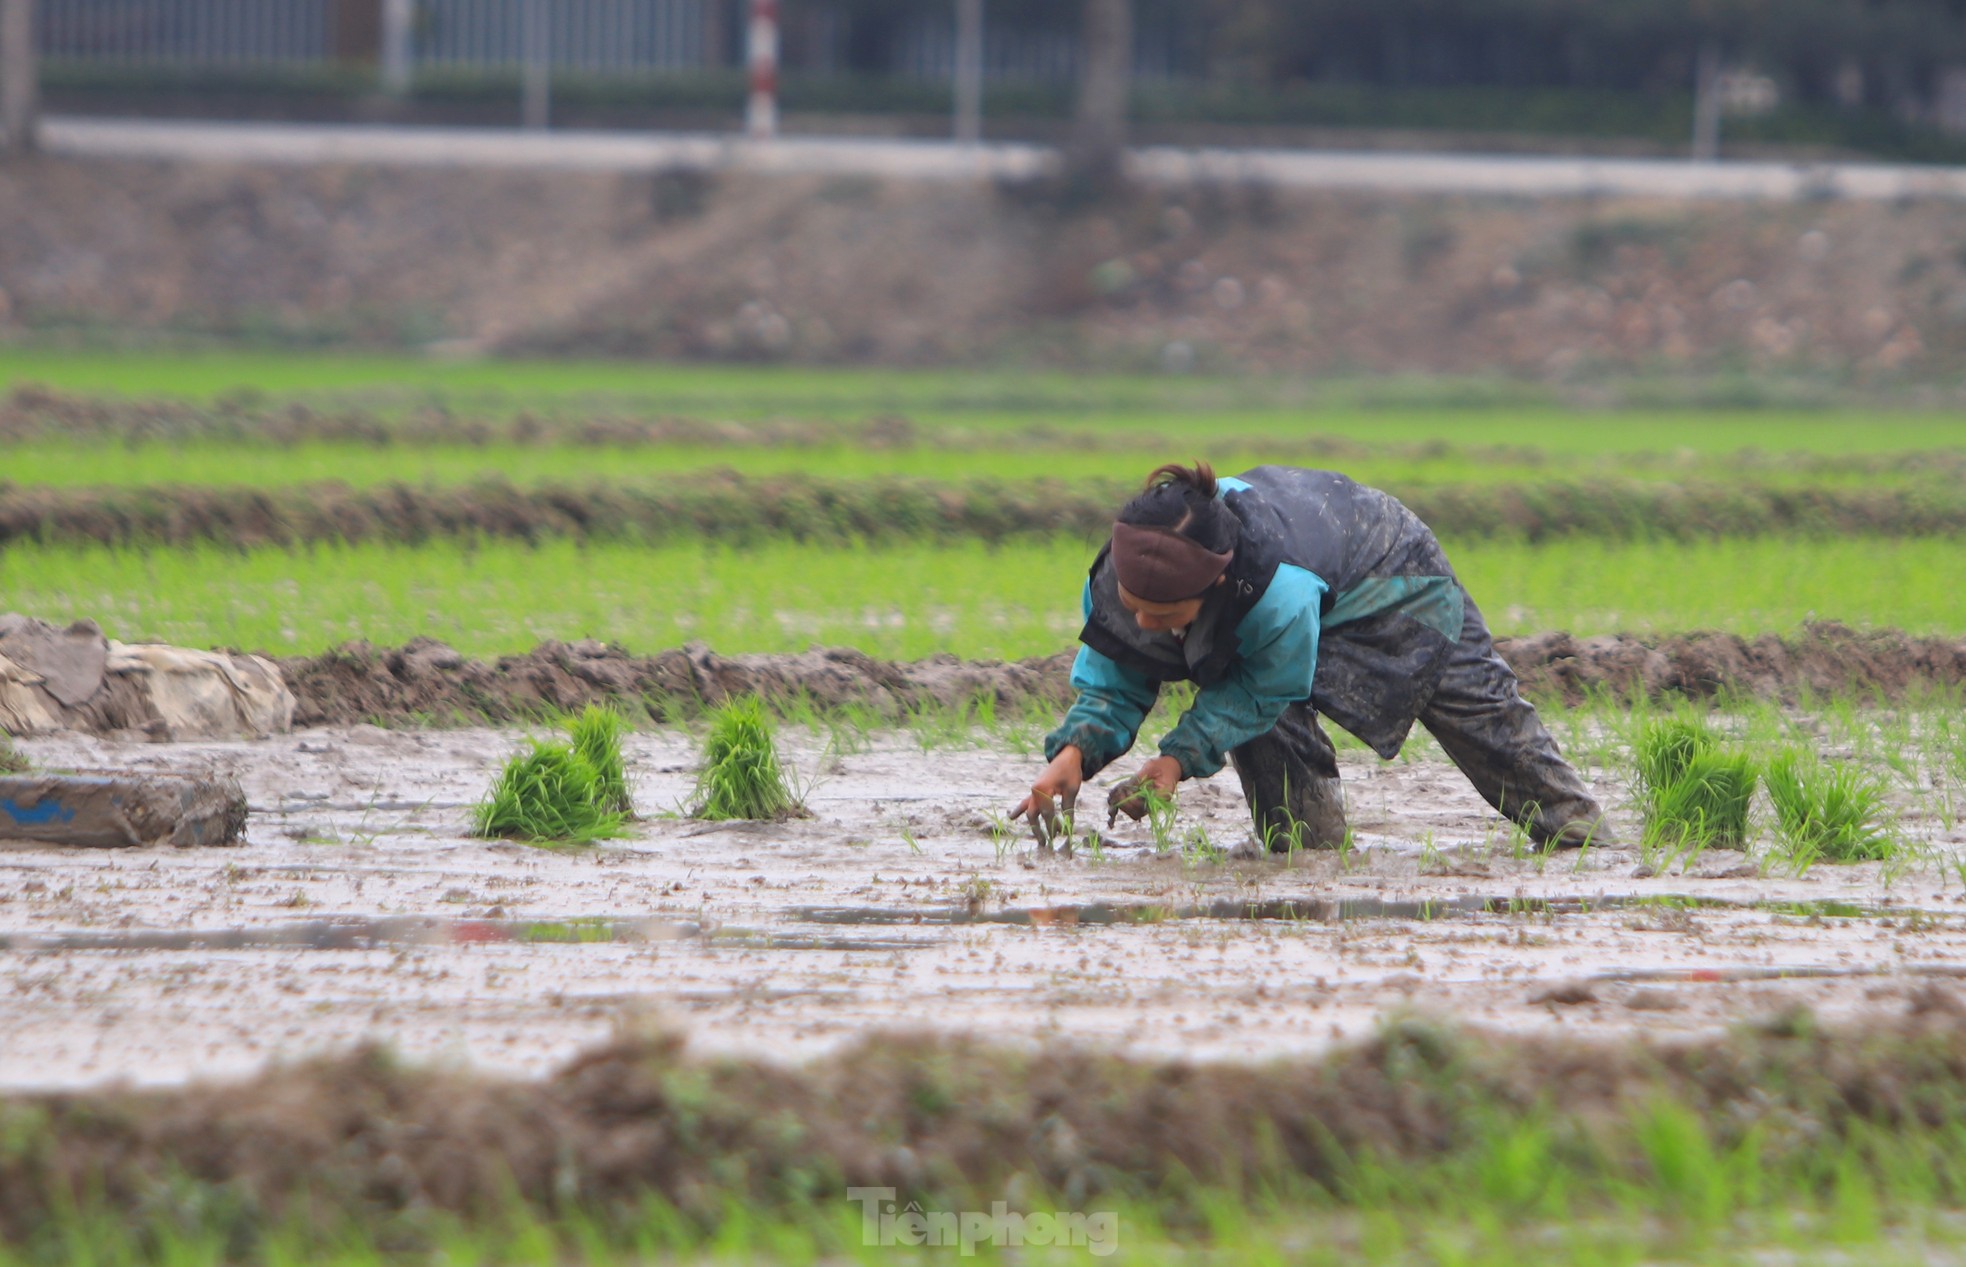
[1012,745,1084,845]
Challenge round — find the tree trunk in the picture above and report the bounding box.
[1,0,35,156]
[1067,0,1131,188]
[1691,40,1722,161]
[522,0,550,131]
[953,0,984,144]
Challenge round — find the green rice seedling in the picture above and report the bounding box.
[1183,824,1224,866]
[0,731,25,774]
[984,811,1016,862]
[692,695,801,821]
[1140,783,1182,853]
[1765,750,1898,865]
[566,705,632,815]
[473,739,627,844]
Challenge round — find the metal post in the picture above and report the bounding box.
[381,0,414,95]
[1691,40,1722,162]
[746,0,778,139]
[953,0,983,144]
[523,0,550,131]
[0,0,36,155]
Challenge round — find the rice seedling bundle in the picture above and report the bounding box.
[1765,751,1897,864]
[568,705,632,814]
[693,695,801,820]
[1634,718,1756,852]
[474,707,634,844]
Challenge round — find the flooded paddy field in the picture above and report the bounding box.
[4,722,1962,1092]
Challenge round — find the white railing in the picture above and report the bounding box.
[415,0,710,73]
[40,0,714,70]
[42,0,339,64]
[38,0,1194,84]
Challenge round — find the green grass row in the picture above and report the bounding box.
[0,535,1952,660]
[8,349,1966,455]
[13,1017,1966,1266]
[5,437,1955,492]
[13,1181,1966,1266]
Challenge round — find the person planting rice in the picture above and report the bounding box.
[1014,462,1612,851]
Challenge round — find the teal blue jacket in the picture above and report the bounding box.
[1052,565,1323,779]
[1045,469,1467,779]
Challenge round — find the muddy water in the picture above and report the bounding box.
[2,726,1963,1090]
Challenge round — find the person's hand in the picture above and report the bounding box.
[1107,754,1183,826]
[1013,746,1084,845]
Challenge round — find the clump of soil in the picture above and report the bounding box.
[3,1003,1965,1246]
[275,623,1965,730]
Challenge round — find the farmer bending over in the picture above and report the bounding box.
[1014,462,1610,851]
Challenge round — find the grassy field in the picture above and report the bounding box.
[2,535,1953,659]
[9,348,1966,456]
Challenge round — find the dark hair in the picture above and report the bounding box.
[1116,460,1239,554]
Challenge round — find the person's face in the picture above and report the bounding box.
[1117,578,1219,633]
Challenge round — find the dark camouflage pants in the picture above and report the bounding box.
[1230,591,1609,851]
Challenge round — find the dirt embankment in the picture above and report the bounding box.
[8,157,1966,373]
[279,640,1080,726]
[276,623,1966,727]
[6,1004,1966,1241]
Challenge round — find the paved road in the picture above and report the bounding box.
[39,115,1966,201]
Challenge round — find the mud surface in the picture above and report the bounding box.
[2,722,1962,1091]
[273,624,1966,731]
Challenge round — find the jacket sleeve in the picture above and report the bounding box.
[1044,582,1160,779]
[1156,564,1326,780]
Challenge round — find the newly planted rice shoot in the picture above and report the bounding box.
[693,696,801,821]
[473,739,627,845]
[1765,751,1898,865]
[567,705,633,814]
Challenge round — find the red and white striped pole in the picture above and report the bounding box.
[746,0,779,139]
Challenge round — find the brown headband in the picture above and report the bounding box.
[1110,521,1233,604]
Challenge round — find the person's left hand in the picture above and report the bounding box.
[1107,754,1183,826]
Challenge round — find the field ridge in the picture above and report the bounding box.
[4,476,1964,550]
[261,623,1966,728]
[6,1006,1966,1247]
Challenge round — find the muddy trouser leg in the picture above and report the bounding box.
[1418,593,1613,848]
[1229,700,1349,851]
